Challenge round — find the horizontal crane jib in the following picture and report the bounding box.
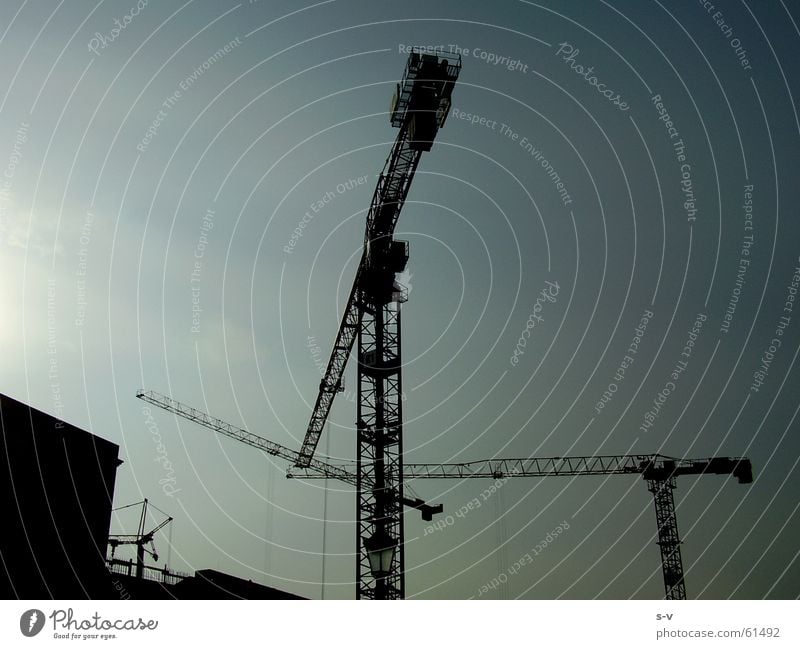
[135,390,357,486]
[287,454,752,483]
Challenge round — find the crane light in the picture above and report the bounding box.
[364,531,397,577]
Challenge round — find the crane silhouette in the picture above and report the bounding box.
[136,390,752,599]
[108,499,172,579]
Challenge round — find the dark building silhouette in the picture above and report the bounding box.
[107,562,305,599]
[180,569,304,599]
[1,393,303,600]
[0,393,121,598]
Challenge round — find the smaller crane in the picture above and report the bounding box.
[395,454,754,600]
[108,499,173,579]
[293,454,753,599]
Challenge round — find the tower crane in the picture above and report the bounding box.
[373,454,753,600]
[292,50,461,599]
[136,390,752,600]
[292,455,753,600]
[108,499,173,579]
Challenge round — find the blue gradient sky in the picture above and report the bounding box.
[1,0,798,599]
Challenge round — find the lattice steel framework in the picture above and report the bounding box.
[135,391,753,600]
[295,50,461,599]
[289,453,751,599]
[356,300,404,599]
[648,478,685,600]
[134,51,756,602]
[135,389,354,480]
[296,52,461,470]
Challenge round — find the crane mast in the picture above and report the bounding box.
[294,51,461,599]
[649,478,684,599]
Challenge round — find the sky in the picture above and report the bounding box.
[1,0,799,599]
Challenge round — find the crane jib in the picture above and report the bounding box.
[136,388,752,601]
